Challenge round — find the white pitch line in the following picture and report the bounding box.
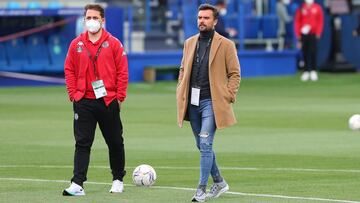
[224,191,360,203]
[0,177,359,203]
[1,165,360,173]
[143,166,360,173]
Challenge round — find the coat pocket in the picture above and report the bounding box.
[223,86,234,103]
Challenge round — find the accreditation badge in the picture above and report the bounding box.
[190,87,200,106]
[92,80,107,99]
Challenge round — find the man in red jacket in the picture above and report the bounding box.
[63,4,128,196]
[294,0,324,81]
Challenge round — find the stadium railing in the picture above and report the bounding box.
[242,15,279,51]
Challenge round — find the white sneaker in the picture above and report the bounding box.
[63,182,85,196]
[310,71,318,81]
[206,180,229,199]
[301,71,310,81]
[109,180,124,193]
[191,188,206,202]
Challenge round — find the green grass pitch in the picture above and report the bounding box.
[0,73,360,203]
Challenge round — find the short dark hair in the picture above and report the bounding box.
[84,4,105,18]
[198,3,219,20]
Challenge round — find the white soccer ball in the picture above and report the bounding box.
[349,114,360,131]
[132,164,157,186]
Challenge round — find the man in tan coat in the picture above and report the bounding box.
[176,3,240,202]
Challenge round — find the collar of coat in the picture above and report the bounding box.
[187,31,223,68]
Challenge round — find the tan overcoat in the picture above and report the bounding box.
[176,32,241,129]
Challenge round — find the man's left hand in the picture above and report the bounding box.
[353,30,359,37]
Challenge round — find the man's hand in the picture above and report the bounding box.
[353,30,359,37]
[227,28,237,37]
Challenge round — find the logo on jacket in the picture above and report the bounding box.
[302,9,307,15]
[76,41,84,53]
[102,41,109,48]
[76,46,83,53]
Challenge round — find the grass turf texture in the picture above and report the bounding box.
[0,73,360,202]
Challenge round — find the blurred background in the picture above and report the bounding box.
[0,0,359,83]
[1,2,360,202]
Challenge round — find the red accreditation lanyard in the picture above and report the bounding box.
[84,45,102,80]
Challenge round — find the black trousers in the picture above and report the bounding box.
[71,98,125,186]
[301,34,317,71]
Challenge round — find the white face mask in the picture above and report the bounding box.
[219,8,227,16]
[85,19,101,33]
[305,0,314,4]
[283,0,290,5]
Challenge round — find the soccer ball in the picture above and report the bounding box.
[349,114,360,131]
[132,164,157,186]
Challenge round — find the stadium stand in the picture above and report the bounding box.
[262,15,279,39]
[47,34,67,72]
[0,1,94,9]
[0,43,8,69]
[0,0,357,82]
[181,0,198,39]
[261,15,279,51]
[47,1,62,9]
[144,31,178,50]
[0,0,299,81]
[26,35,49,72]
[27,1,41,9]
[5,38,28,72]
[6,2,21,9]
[241,15,279,51]
[244,16,261,39]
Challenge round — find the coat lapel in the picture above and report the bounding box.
[185,34,199,74]
[209,32,222,68]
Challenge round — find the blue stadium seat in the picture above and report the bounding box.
[226,0,237,16]
[5,38,28,72]
[47,34,67,72]
[167,0,181,20]
[27,2,41,9]
[7,2,21,9]
[0,43,9,71]
[48,1,62,9]
[182,2,198,39]
[262,15,279,39]
[244,16,261,39]
[226,14,239,36]
[26,35,49,72]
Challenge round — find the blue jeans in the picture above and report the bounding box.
[188,99,221,186]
